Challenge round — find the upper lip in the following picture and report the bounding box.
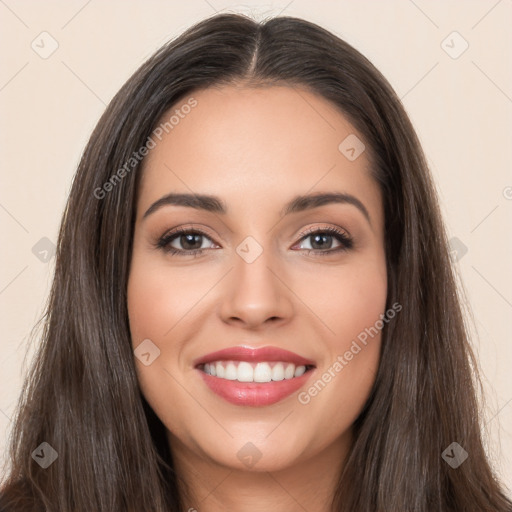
[193,345,316,367]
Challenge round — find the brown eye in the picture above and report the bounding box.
[156,228,216,256]
[294,227,353,255]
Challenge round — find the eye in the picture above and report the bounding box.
[155,225,353,257]
[293,226,353,255]
[155,227,217,256]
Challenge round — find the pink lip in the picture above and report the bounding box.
[193,345,316,367]
[194,345,316,407]
[197,370,314,407]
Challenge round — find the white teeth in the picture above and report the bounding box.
[271,363,285,381]
[294,365,306,377]
[215,362,225,378]
[237,362,254,382]
[201,360,311,382]
[225,362,238,380]
[254,362,272,383]
[284,363,295,379]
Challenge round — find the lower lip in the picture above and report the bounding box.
[197,368,315,407]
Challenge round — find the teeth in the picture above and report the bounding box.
[225,362,237,380]
[284,363,295,379]
[294,365,306,377]
[237,362,254,382]
[254,362,272,382]
[201,361,310,382]
[215,362,225,378]
[271,363,285,381]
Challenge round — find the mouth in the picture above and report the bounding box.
[194,346,316,407]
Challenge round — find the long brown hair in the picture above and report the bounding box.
[1,13,510,512]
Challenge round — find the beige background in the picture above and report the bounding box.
[1,0,511,490]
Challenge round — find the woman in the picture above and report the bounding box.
[1,12,510,512]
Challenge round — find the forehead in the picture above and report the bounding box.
[137,85,381,226]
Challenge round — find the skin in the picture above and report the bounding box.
[127,84,387,512]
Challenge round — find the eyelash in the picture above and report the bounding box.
[155,225,353,258]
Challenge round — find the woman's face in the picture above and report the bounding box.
[127,85,387,473]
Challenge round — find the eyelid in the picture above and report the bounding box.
[296,225,350,240]
[155,224,219,249]
[157,223,214,237]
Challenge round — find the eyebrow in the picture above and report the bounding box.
[142,191,371,225]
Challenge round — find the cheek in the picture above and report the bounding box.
[127,254,205,345]
[128,270,173,343]
[295,257,387,431]
[335,269,387,347]
[298,254,386,416]
[126,257,199,433]
[295,253,388,350]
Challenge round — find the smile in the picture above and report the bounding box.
[194,345,316,407]
[201,360,312,382]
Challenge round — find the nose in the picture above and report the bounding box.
[218,245,294,330]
